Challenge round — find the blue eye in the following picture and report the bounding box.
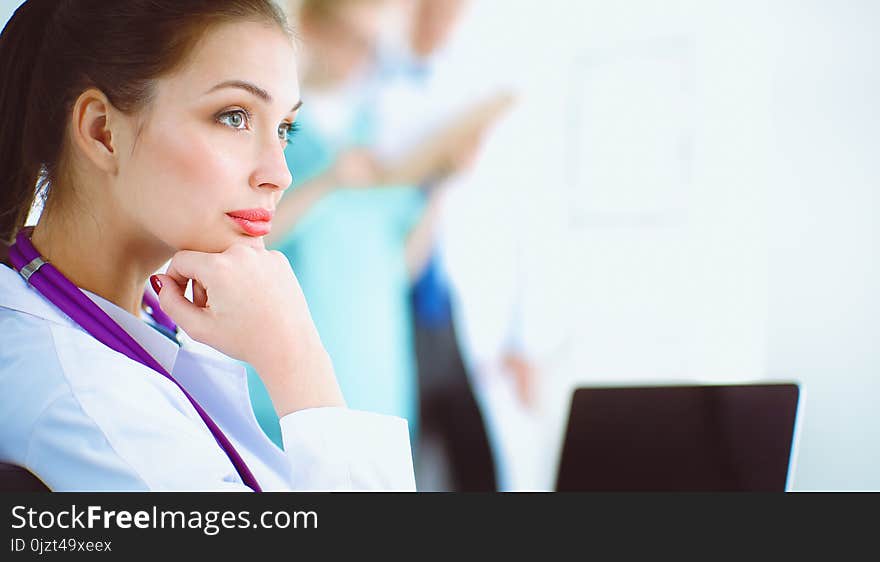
[278,121,301,144]
[218,110,248,130]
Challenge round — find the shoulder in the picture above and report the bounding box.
[0,306,189,408]
[0,307,79,428]
[0,308,209,490]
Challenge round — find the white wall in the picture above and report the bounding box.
[440,0,879,490]
[762,1,879,490]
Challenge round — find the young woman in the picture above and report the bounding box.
[0,0,415,491]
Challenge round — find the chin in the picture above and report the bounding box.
[176,227,267,253]
[238,235,266,250]
[173,233,246,254]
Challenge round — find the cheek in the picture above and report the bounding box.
[156,128,240,197]
[129,125,249,249]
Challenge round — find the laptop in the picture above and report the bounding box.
[554,383,801,492]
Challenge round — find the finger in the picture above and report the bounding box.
[153,273,209,339]
[192,280,208,309]
[164,250,218,291]
[517,371,534,410]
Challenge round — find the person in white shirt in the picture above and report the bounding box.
[371,0,540,491]
[0,0,415,492]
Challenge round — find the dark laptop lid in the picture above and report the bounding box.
[555,383,800,492]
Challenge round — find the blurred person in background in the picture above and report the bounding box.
[370,0,497,491]
[371,0,538,491]
[247,0,487,458]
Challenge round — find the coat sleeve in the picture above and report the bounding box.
[177,337,417,491]
[279,408,416,491]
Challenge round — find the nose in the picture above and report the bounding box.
[250,134,293,193]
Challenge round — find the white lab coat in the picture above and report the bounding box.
[0,263,416,491]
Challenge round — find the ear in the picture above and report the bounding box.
[69,88,122,175]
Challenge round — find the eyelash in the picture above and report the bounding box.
[216,108,300,144]
[279,121,301,144]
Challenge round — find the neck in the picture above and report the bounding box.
[30,203,171,317]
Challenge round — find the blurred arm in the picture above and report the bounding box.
[266,149,382,247]
[404,186,449,281]
[400,97,512,280]
[380,92,515,187]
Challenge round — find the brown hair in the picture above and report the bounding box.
[0,0,292,243]
[297,0,387,23]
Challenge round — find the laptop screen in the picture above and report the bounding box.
[555,383,800,492]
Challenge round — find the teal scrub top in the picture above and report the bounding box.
[247,105,425,449]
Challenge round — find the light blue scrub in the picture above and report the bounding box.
[247,105,425,449]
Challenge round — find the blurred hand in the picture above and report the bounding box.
[501,352,538,410]
[434,91,516,180]
[328,147,383,188]
[153,244,344,416]
[440,130,484,178]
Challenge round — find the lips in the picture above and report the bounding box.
[227,208,273,237]
[227,208,273,222]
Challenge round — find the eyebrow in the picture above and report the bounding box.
[205,80,303,112]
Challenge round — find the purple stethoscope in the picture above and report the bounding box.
[8,228,262,492]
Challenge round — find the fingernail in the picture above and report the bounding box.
[150,275,163,295]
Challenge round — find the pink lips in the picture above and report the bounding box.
[227,208,274,237]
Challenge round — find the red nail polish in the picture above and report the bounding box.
[150,275,163,295]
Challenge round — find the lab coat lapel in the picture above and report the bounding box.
[170,345,291,489]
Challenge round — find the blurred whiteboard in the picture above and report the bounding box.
[568,39,694,225]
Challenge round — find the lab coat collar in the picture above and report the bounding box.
[0,263,74,327]
[0,263,180,374]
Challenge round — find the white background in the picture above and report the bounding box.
[435,0,878,490]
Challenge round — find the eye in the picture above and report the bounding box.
[278,121,301,145]
[217,109,249,130]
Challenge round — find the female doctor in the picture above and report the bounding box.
[0,0,416,491]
